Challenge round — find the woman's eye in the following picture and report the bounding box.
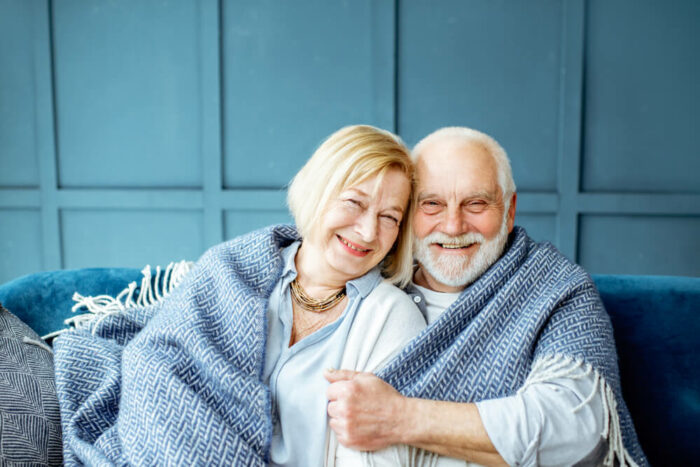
[344,199,362,208]
[380,215,399,226]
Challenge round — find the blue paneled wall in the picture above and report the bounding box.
[1,0,698,282]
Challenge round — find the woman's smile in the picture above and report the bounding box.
[336,234,372,257]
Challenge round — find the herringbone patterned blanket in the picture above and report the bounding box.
[54,225,299,465]
[54,224,647,466]
[379,227,647,466]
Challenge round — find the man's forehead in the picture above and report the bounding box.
[418,137,495,166]
[416,139,500,195]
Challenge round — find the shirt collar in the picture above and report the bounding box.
[280,241,381,298]
[346,267,382,298]
[280,240,302,279]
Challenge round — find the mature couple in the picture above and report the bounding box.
[54,125,647,466]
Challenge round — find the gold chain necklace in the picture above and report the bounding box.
[290,305,336,345]
[290,278,346,313]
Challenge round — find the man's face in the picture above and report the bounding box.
[412,138,516,293]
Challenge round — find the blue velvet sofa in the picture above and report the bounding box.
[0,269,698,465]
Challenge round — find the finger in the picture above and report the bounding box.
[324,368,360,383]
[328,417,343,436]
[326,400,340,418]
[326,379,351,401]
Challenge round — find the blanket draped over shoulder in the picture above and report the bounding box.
[54,225,300,466]
[378,226,648,466]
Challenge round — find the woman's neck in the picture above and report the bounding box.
[294,241,347,297]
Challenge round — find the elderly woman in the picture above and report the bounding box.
[53,125,426,466]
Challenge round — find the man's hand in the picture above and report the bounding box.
[324,369,409,451]
[325,369,507,465]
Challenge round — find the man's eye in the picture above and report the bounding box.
[466,201,488,212]
[421,201,442,213]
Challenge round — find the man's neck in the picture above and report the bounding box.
[413,267,467,294]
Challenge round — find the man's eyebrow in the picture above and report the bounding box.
[417,193,439,202]
[417,191,498,202]
[466,191,498,202]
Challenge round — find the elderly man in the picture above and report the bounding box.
[325,127,647,466]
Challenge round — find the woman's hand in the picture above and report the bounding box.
[324,369,409,451]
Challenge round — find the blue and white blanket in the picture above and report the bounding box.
[55,225,646,466]
[54,225,300,465]
[379,226,647,466]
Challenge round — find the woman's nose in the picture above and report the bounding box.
[355,212,378,242]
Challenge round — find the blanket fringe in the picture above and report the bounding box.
[42,261,194,340]
[519,354,639,467]
[22,336,53,354]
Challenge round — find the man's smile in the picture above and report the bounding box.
[432,242,478,252]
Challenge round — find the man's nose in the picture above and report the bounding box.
[356,212,378,243]
[443,207,466,236]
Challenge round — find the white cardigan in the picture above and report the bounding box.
[324,281,427,466]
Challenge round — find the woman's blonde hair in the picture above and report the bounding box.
[287,125,414,287]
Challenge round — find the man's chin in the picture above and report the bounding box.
[416,228,509,289]
[426,262,484,289]
[415,250,477,288]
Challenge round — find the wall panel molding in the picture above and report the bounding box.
[37,0,61,270]
[556,0,585,260]
[201,0,224,247]
[1,0,698,279]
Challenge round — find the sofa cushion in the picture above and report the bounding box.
[0,304,62,465]
[594,274,700,467]
[0,268,142,339]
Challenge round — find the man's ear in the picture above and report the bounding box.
[506,193,517,233]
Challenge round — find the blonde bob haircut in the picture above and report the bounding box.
[287,125,414,287]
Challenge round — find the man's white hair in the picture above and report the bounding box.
[412,127,516,207]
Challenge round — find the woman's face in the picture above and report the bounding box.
[312,169,411,283]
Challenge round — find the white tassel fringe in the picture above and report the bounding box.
[42,260,194,340]
[22,336,53,354]
[519,354,639,467]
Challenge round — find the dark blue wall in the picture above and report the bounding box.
[1,0,698,282]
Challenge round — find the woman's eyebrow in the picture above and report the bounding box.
[383,205,405,214]
[344,188,369,197]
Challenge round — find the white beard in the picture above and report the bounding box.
[414,217,509,288]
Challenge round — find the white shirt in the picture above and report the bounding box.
[411,284,605,467]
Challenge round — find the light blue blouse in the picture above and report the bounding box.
[264,241,381,467]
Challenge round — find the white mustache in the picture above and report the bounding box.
[422,232,486,247]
